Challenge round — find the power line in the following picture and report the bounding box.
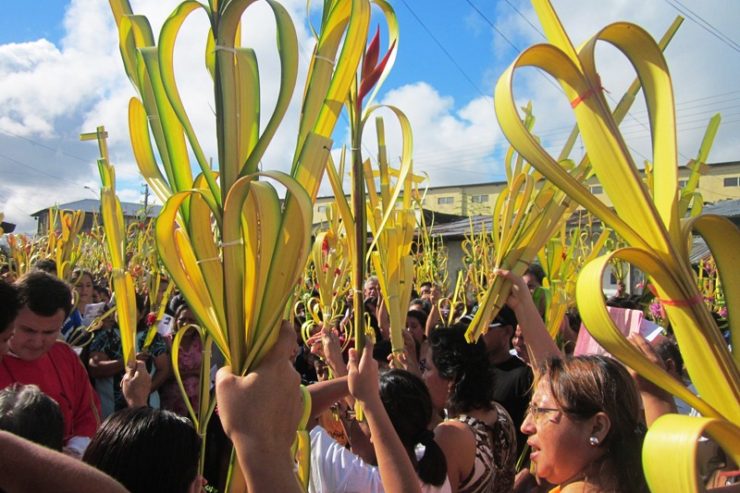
[0,129,92,163]
[0,152,93,190]
[397,0,489,99]
[464,0,522,53]
[501,0,544,38]
[662,0,740,53]
[464,0,566,97]
[491,0,698,162]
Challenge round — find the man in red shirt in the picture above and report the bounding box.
[0,271,100,457]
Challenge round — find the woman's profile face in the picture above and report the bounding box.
[420,346,449,412]
[521,379,596,485]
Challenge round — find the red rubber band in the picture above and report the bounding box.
[570,77,606,108]
[570,86,605,108]
[659,294,704,307]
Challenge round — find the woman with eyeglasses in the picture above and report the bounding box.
[422,325,517,493]
[522,355,648,493]
[494,268,650,493]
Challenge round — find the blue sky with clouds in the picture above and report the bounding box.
[1,0,739,232]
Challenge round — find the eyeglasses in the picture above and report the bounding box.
[526,403,561,422]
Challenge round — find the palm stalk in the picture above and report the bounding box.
[109,0,378,488]
[82,126,138,368]
[495,1,739,490]
[464,15,684,344]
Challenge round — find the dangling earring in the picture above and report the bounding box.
[589,436,600,446]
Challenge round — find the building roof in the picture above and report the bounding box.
[31,199,162,218]
[428,198,740,241]
[700,198,740,219]
[315,161,739,199]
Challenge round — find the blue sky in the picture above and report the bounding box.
[0,1,67,45]
[1,0,739,232]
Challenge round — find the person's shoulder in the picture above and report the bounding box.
[49,341,89,374]
[493,402,517,430]
[148,332,169,354]
[435,419,476,449]
[49,340,78,358]
[497,355,530,371]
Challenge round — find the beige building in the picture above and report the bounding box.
[312,161,740,221]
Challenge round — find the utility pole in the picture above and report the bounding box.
[141,183,150,218]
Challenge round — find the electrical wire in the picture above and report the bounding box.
[662,0,740,53]
[398,0,489,99]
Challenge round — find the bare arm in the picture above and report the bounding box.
[307,376,349,420]
[149,353,170,392]
[348,343,422,493]
[216,321,304,493]
[627,334,678,427]
[88,351,125,378]
[425,303,441,337]
[495,269,561,366]
[0,431,128,493]
[434,422,476,492]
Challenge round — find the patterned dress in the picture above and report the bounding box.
[455,402,517,493]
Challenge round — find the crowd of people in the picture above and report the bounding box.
[0,258,718,493]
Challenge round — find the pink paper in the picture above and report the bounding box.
[574,306,644,357]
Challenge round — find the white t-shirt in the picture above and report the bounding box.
[309,426,452,493]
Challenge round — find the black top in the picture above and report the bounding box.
[492,355,533,456]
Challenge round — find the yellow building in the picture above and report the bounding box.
[312,160,740,222]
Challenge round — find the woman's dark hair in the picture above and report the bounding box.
[32,258,57,275]
[133,293,152,332]
[654,336,684,378]
[372,338,392,363]
[428,324,494,415]
[523,264,545,285]
[380,370,447,486]
[0,384,64,451]
[539,355,648,493]
[0,279,21,332]
[83,407,201,493]
[168,293,187,316]
[409,298,432,315]
[94,284,110,299]
[407,309,428,330]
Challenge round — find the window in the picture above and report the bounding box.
[317,205,329,214]
[678,179,687,188]
[437,196,454,205]
[470,194,489,203]
[724,177,739,187]
[590,185,603,194]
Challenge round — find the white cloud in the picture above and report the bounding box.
[341,82,504,190]
[2,0,739,234]
[0,39,60,73]
[492,0,740,166]
[0,0,318,232]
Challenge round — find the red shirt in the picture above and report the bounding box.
[0,341,101,441]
